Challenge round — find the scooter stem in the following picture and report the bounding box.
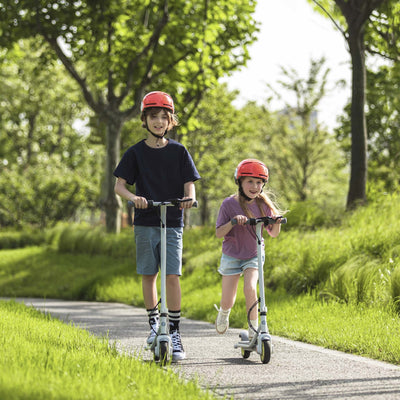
[159,204,168,335]
[256,222,268,334]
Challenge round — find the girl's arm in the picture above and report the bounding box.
[266,217,282,238]
[216,214,247,238]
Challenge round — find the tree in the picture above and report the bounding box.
[337,63,400,195]
[265,58,347,204]
[1,0,259,232]
[0,40,90,169]
[0,40,103,227]
[308,0,400,209]
[183,84,243,225]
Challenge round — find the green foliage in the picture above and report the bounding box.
[55,225,135,259]
[285,200,343,229]
[0,300,218,400]
[269,292,400,364]
[322,256,391,305]
[266,58,348,205]
[0,246,136,301]
[0,158,99,228]
[0,41,102,229]
[0,229,46,249]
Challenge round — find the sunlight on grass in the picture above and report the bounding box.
[268,292,400,364]
[0,300,221,400]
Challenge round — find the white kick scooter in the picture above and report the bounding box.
[233,215,287,364]
[129,198,197,365]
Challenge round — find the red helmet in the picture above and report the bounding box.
[140,91,174,113]
[234,159,269,183]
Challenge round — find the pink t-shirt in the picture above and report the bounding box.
[216,196,274,260]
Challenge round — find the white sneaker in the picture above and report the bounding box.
[171,330,186,361]
[146,319,159,344]
[214,304,231,334]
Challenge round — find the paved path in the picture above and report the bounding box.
[8,298,400,400]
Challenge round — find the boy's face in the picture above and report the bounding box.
[146,109,169,135]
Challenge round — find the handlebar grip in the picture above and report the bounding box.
[192,200,198,208]
[281,217,287,224]
[231,218,237,225]
[127,200,154,208]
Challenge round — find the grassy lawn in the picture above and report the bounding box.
[0,300,222,400]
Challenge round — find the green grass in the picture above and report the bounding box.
[3,193,400,399]
[0,246,139,301]
[267,291,400,364]
[0,300,221,400]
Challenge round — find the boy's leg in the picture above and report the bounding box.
[142,274,159,344]
[165,226,185,361]
[142,274,158,309]
[166,274,185,360]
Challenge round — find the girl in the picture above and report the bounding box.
[214,159,283,338]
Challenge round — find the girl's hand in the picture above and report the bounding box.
[232,215,248,225]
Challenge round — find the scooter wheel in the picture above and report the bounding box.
[260,339,271,364]
[159,341,169,366]
[241,348,251,359]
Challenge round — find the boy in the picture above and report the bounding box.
[114,91,200,361]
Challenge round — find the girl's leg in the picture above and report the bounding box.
[220,274,241,310]
[215,274,240,334]
[243,268,259,321]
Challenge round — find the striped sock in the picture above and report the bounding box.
[147,307,159,326]
[168,309,181,332]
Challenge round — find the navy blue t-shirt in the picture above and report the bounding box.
[113,139,201,227]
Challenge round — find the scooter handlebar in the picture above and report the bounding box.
[231,216,287,226]
[128,199,198,208]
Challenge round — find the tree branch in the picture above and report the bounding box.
[311,0,348,41]
[118,0,170,106]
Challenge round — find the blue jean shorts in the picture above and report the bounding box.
[134,225,183,276]
[218,253,264,276]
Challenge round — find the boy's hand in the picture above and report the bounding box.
[133,196,148,209]
[180,197,194,209]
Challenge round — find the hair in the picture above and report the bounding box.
[237,178,284,218]
[141,107,179,131]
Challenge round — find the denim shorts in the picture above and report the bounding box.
[134,225,183,276]
[218,253,264,276]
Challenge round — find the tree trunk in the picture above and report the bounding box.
[346,26,368,209]
[102,118,122,233]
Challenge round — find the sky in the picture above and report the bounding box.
[224,0,352,131]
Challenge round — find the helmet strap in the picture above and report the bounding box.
[145,124,168,139]
[238,183,252,202]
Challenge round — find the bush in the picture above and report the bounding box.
[0,230,46,249]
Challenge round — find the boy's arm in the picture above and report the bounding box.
[182,181,196,208]
[114,177,147,208]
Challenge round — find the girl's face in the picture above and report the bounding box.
[146,109,169,134]
[241,176,264,199]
